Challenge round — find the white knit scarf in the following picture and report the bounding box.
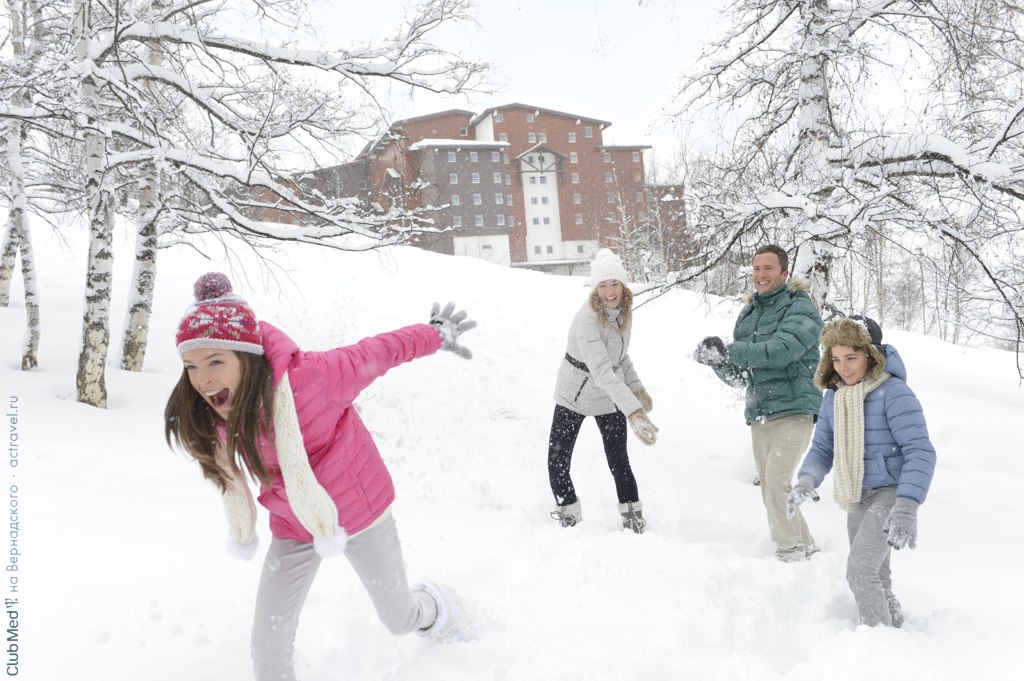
[832,371,891,512]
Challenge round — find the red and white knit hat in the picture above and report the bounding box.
[175,272,264,357]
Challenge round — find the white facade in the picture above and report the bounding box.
[520,151,564,261]
[453,234,511,266]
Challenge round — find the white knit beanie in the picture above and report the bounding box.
[588,248,629,289]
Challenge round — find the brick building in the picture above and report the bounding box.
[300,103,656,274]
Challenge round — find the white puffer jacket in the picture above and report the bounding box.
[553,301,644,417]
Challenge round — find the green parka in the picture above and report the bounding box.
[713,278,823,424]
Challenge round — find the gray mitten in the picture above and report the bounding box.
[628,410,658,445]
[883,497,919,550]
[430,302,477,359]
[786,475,819,520]
[694,336,728,366]
[634,388,653,413]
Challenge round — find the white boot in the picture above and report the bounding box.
[413,581,471,643]
[618,501,646,534]
[551,499,582,527]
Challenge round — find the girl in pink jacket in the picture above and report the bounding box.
[164,273,476,681]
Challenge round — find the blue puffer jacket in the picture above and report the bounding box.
[798,345,937,503]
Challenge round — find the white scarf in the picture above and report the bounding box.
[832,371,891,512]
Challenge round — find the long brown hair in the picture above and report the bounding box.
[589,285,634,335]
[164,351,275,491]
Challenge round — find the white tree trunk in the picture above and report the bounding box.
[120,0,167,372]
[74,0,114,408]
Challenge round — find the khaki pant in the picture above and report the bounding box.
[750,413,815,557]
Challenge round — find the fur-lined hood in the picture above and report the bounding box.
[743,276,812,304]
[814,318,889,390]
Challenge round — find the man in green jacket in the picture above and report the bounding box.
[694,244,823,561]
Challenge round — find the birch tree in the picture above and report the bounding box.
[665,0,1024,373]
[0,0,485,403]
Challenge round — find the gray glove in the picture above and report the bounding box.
[694,336,728,366]
[785,475,820,520]
[628,410,658,445]
[883,497,919,550]
[429,302,477,359]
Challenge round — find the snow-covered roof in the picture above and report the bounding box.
[409,139,510,150]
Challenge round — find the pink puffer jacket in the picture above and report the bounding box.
[255,321,442,541]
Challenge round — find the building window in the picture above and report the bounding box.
[495,112,504,123]
[452,216,462,227]
[475,215,484,227]
[470,151,478,162]
[459,127,468,136]
[493,172,502,183]
[447,151,456,162]
[546,245,553,254]
[527,113,535,122]
[570,152,578,164]
[499,133,508,142]
[577,244,585,254]
[451,194,460,206]
[539,176,548,184]
[539,132,547,143]
[575,214,583,225]
[495,193,504,205]
[482,244,493,252]
[497,214,506,226]
[534,246,541,254]
[527,155,534,164]
[528,133,536,143]
[573,193,581,204]
[530,197,538,205]
[636,192,643,202]
[532,217,539,225]
[607,212,615,221]
[541,196,549,204]
[505,174,511,185]
[603,152,611,162]
[506,194,512,206]
[543,217,550,225]
[503,153,509,164]
[605,172,613,183]
[571,173,580,184]
[471,173,480,184]
[492,151,500,162]
[449,173,458,184]
[632,151,640,162]
[529,176,537,184]
[607,192,615,203]
[568,132,577,143]
[472,193,482,205]
[585,126,593,138]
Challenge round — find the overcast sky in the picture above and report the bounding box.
[311,0,721,167]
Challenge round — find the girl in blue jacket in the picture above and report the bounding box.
[787,316,936,627]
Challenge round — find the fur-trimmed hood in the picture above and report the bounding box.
[814,318,889,390]
[743,276,812,304]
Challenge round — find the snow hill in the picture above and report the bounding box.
[3,225,1022,680]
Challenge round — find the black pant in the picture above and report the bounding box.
[547,404,639,506]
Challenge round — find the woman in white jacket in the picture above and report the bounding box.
[547,249,658,533]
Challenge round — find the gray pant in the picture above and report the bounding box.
[846,485,898,627]
[251,514,437,681]
[750,413,815,555]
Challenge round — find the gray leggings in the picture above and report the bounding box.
[251,513,437,681]
[846,486,897,626]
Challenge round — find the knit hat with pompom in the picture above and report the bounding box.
[588,248,629,289]
[175,272,263,357]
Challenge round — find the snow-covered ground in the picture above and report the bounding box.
[4,225,1022,680]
